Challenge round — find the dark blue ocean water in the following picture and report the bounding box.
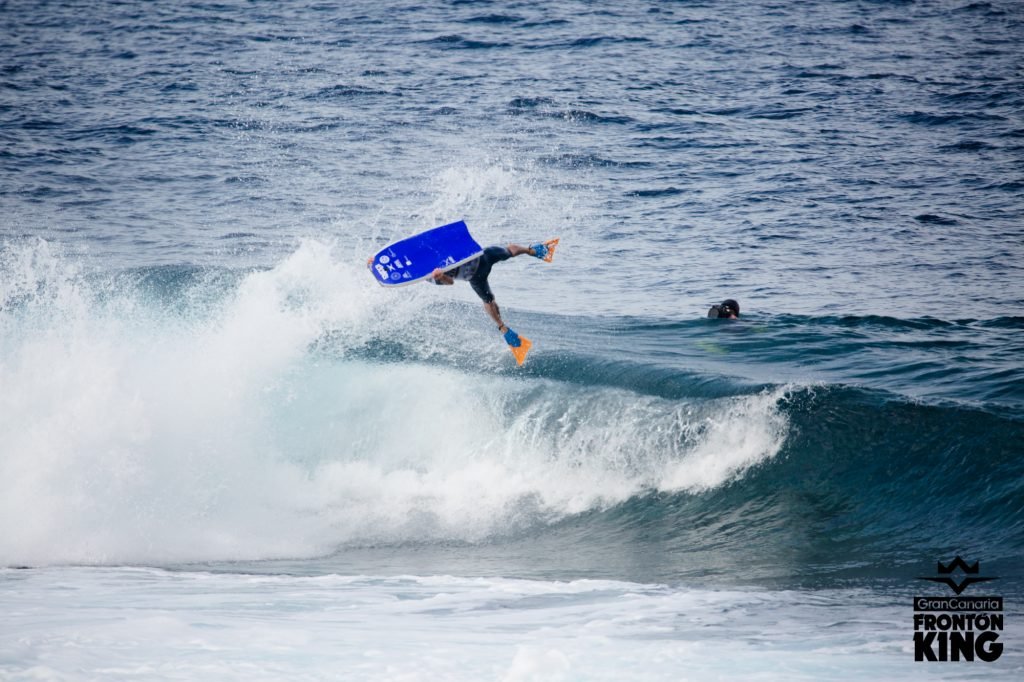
[2,1,1023,678]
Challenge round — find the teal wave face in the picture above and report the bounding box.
[504,313,1024,409]
[578,385,1024,586]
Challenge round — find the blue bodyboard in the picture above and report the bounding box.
[368,220,483,287]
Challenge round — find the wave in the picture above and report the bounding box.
[463,14,524,25]
[418,34,511,50]
[506,97,633,125]
[1,240,1021,576]
[0,240,787,567]
[584,383,1024,583]
[899,111,1008,126]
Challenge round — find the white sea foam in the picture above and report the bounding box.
[0,567,948,682]
[0,240,789,566]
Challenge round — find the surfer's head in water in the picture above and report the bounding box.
[707,299,740,319]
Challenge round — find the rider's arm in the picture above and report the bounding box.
[431,268,454,285]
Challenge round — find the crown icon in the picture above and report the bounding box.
[937,557,980,574]
[918,556,997,595]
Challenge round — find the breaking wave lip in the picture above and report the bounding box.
[0,238,791,567]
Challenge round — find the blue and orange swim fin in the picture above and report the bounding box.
[531,238,559,263]
[502,327,533,366]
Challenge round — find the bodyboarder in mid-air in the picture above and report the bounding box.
[430,239,558,363]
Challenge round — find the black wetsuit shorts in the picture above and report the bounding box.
[458,246,511,303]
